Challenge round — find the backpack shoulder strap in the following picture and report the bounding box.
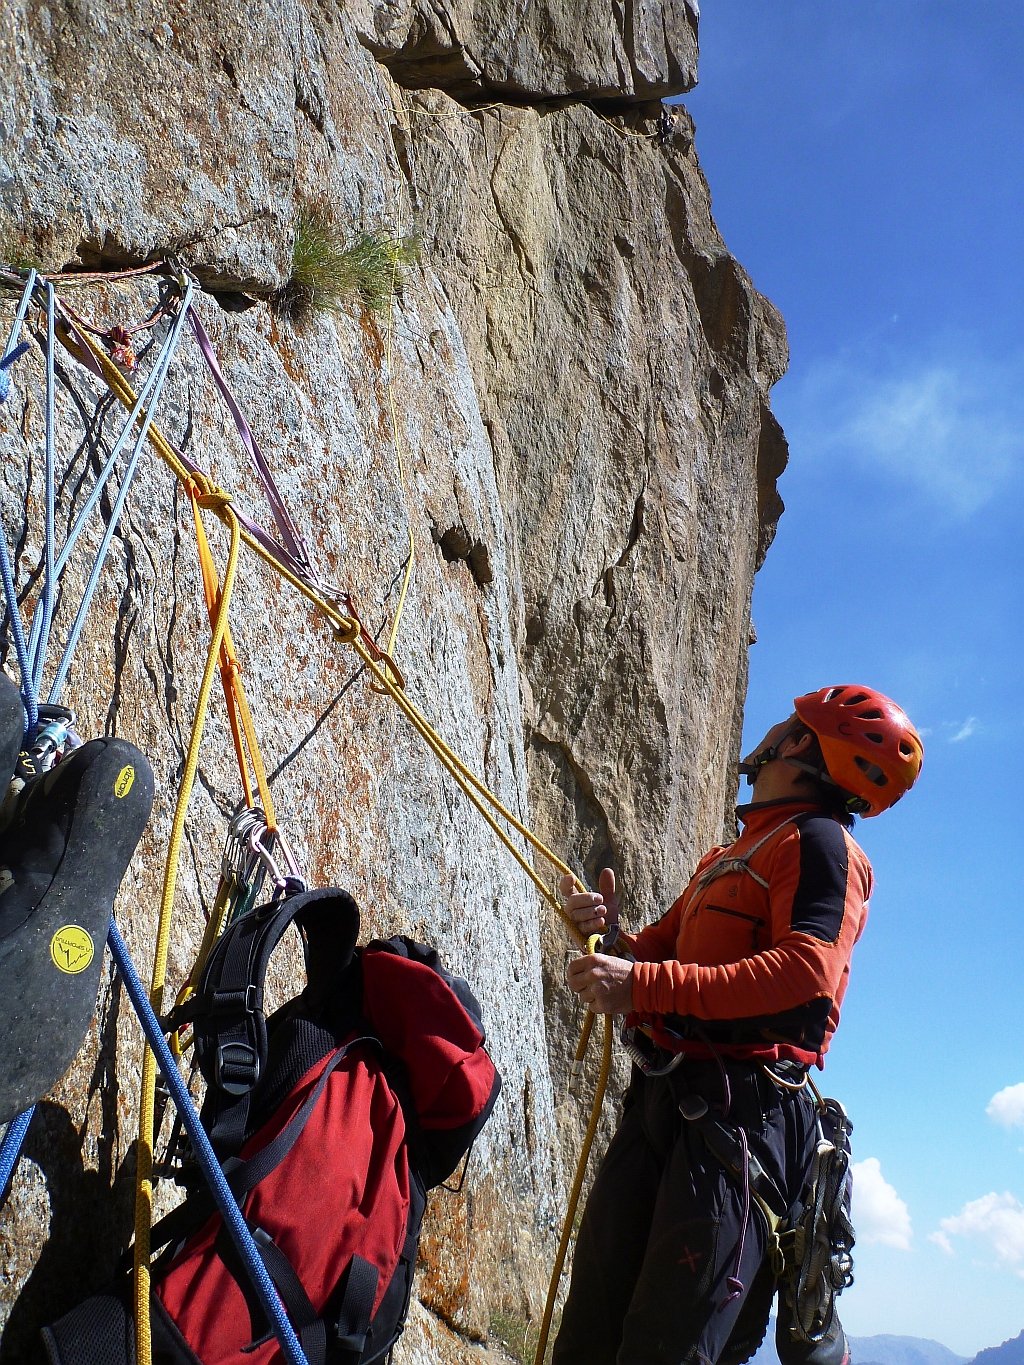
[172,887,358,1157]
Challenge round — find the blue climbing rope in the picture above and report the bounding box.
[0,274,193,1211]
[0,271,40,732]
[0,1107,35,1196]
[26,284,57,717]
[48,278,194,703]
[106,917,311,1365]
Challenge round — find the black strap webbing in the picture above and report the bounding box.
[335,1255,379,1358]
[146,1191,216,1261]
[252,1228,328,1365]
[191,889,354,1157]
[683,1105,789,1220]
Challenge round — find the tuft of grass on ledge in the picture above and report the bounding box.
[490,1308,560,1365]
[273,203,419,324]
[0,229,43,274]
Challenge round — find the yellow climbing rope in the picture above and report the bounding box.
[58,320,588,942]
[132,489,241,1365]
[533,937,616,1365]
[58,313,611,1364]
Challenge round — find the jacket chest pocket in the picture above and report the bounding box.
[700,904,766,953]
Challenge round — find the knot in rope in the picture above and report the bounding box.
[106,323,138,371]
[196,489,233,513]
[332,616,361,645]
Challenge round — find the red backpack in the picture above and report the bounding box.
[42,889,500,1365]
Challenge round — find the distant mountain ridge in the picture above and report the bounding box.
[748,1326,981,1365]
[849,1335,969,1365]
[970,1329,1024,1365]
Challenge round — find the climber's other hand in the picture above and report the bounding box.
[559,867,616,936]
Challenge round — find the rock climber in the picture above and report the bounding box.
[552,685,924,1365]
[656,105,680,146]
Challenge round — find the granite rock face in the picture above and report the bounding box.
[0,0,786,1358]
[367,0,699,102]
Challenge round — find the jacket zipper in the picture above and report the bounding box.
[702,904,766,951]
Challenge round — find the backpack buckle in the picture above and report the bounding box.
[209,984,259,1017]
[215,1040,261,1095]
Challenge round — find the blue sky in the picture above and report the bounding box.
[679,2,1024,1353]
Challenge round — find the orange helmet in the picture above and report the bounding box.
[793,685,924,816]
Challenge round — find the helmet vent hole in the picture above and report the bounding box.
[864,731,884,745]
[842,692,870,706]
[825,687,845,703]
[898,740,914,758]
[853,755,888,786]
[858,708,883,720]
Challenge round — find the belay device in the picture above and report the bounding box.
[43,887,501,1365]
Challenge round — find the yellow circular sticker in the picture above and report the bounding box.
[114,765,135,798]
[50,925,95,975]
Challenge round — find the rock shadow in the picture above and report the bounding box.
[1,970,136,1363]
[0,1102,137,1363]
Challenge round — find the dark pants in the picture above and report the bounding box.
[552,1059,818,1365]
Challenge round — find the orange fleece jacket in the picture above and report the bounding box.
[624,799,873,1065]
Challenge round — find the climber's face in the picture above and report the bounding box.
[740,713,798,771]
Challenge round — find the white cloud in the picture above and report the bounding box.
[939,1192,1024,1276]
[929,1230,954,1254]
[987,1084,1024,1130]
[852,1157,913,1250]
[787,347,1024,516]
[948,717,977,743]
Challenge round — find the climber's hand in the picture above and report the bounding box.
[566,952,634,1015]
[560,867,616,937]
